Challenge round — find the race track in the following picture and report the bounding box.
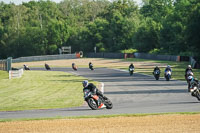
[0,67,199,119]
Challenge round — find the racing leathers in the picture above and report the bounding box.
[83,83,106,101]
[164,67,172,77]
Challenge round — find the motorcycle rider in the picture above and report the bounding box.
[82,80,107,103]
[72,63,77,70]
[23,64,30,70]
[164,65,172,77]
[129,63,134,75]
[153,66,160,74]
[188,75,199,92]
[129,63,134,70]
[185,65,193,79]
[89,62,93,70]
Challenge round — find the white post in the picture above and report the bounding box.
[9,70,12,79]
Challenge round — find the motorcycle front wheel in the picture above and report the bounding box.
[87,98,98,110]
[195,90,200,101]
[165,76,170,81]
[155,75,159,80]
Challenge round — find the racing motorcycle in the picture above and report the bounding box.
[72,63,77,71]
[84,89,113,110]
[89,63,94,70]
[164,70,171,81]
[186,70,193,83]
[153,70,160,80]
[129,67,134,76]
[188,76,200,101]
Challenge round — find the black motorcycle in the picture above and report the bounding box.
[129,67,134,76]
[188,77,200,101]
[185,70,193,83]
[153,70,160,80]
[72,63,77,71]
[89,63,94,70]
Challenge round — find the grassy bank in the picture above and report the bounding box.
[0,70,94,111]
[0,70,8,80]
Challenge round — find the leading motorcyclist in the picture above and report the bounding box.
[82,80,107,101]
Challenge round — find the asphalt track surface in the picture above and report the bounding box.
[1,67,199,119]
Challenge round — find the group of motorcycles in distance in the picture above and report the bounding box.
[72,62,94,71]
[129,64,200,102]
[129,65,171,81]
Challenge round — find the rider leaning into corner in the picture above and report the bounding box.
[82,80,107,100]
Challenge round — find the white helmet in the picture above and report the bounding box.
[188,76,193,81]
[82,80,89,87]
[188,65,191,68]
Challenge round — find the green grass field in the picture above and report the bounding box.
[0,70,97,111]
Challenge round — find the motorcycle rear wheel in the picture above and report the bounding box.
[105,99,113,109]
[99,96,113,109]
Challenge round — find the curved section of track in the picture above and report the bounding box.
[0,67,199,119]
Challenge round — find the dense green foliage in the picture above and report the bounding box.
[0,0,199,59]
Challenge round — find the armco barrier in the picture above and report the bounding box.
[134,53,178,61]
[12,54,77,63]
[0,60,7,71]
[86,53,124,59]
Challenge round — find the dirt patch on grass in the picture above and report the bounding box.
[1,114,200,133]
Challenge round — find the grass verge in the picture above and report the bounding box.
[0,70,97,111]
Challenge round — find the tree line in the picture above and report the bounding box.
[0,0,199,59]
